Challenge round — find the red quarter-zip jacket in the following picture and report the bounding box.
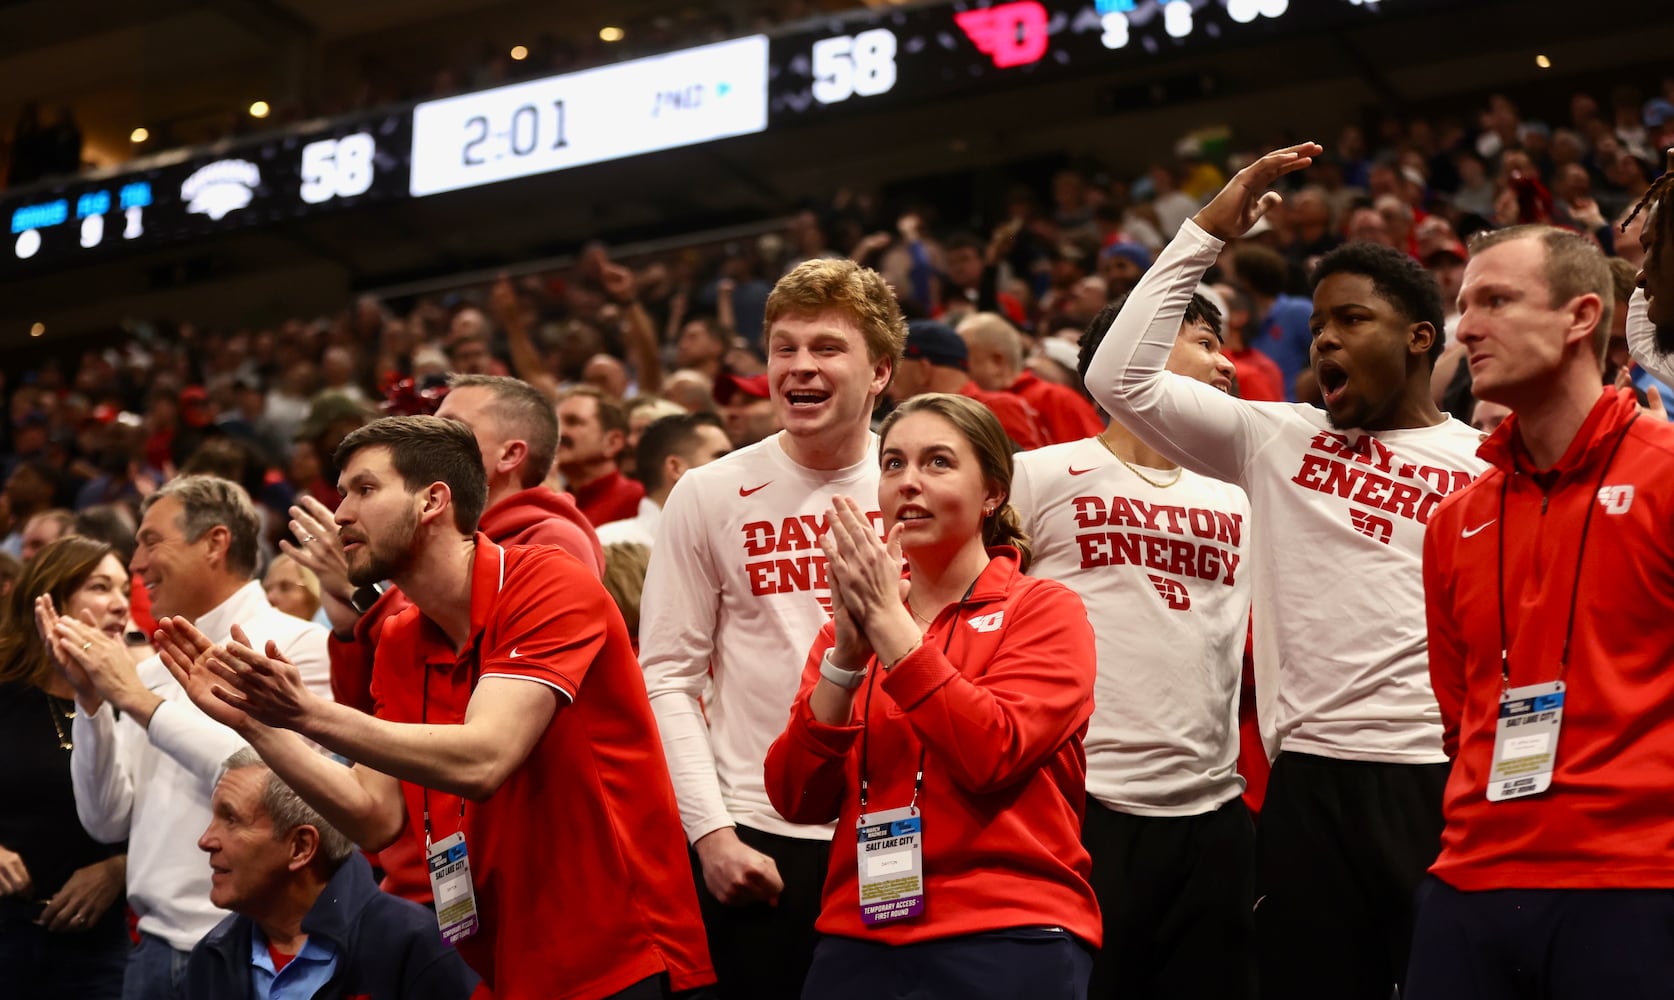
[764,548,1102,947]
[1424,389,1674,890]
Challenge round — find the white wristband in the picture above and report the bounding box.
[818,649,868,691]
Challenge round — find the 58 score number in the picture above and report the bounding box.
[811,28,898,105]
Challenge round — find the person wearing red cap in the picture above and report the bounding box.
[890,321,1046,451]
[640,258,905,998]
[712,372,780,450]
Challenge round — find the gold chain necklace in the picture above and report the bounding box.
[45,693,75,751]
[1096,434,1183,489]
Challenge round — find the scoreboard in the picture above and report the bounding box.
[1,0,1421,274]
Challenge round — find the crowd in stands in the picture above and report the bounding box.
[4,79,1671,538]
[0,68,1671,1000]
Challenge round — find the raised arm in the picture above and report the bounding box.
[1084,143,1320,484]
[1626,288,1674,387]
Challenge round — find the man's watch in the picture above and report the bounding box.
[350,580,390,615]
[818,649,868,691]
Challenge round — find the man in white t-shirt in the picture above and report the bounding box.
[1085,143,1488,1000]
[639,257,905,998]
[1015,292,1253,999]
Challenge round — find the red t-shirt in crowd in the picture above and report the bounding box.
[369,537,713,999]
[1008,370,1105,445]
[1227,347,1285,403]
[958,380,1047,451]
[571,468,645,527]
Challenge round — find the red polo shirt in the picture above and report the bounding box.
[369,537,712,999]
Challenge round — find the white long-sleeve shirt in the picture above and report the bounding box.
[640,432,880,843]
[1627,288,1674,386]
[71,581,331,951]
[1085,219,1487,763]
[1014,438,1252,816]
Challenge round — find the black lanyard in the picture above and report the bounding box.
[418,542,502,849]
[858,579,976,817]
[1495,415,1635,692]
[420,666,466,850]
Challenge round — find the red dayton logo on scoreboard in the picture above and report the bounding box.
[954,1,1050,69]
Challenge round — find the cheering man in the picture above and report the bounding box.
[1085,144,1486,1000]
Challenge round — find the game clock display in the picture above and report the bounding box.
[408,35,771,197]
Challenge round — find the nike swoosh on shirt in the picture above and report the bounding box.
[739,482,772,497]
[1461,521,1496,538]
[508,647,524,658]
[1068,467,1096,476]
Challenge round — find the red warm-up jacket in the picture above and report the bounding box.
[764,548,1102,948]
[326,485,602,902]
[1424,389,1674,890]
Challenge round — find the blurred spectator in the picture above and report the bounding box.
[598,411,730,549]
[20,509,74,562]
[262,553,322,624]
[958,312,1103,444]
[1231,245,1314,401]
[599,542,652,651]
[712,372,779,449]
[555,386,645,526]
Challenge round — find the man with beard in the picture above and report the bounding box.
[1085,143,1486,1000]
[281,373,604,907]
[154,416,713,1000]
[1409,221,1674,998]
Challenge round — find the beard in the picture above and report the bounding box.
[344,506,418,587]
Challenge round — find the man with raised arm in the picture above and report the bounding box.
[639,258,905,998]
[1084,143,1487,1000]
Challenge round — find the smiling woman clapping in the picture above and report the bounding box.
[764,392,1100,1000]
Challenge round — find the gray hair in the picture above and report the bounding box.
[141,474,261,579]
[221,747,356,867]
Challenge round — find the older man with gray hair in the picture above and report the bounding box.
[185,749,479,1000]
[38,475,331,1000]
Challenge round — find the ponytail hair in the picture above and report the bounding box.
[877,393,1033,572]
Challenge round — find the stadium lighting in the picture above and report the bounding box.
[510,45,529,60]
[1535,54,1551,69]
[130,127,150,143]
[29,322,44,337]
[249,101,271,118]
[599,26,625,42]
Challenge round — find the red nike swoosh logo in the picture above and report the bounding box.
[1068,467,1096,476]
[739,482,772,497]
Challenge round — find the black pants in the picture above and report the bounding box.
[690,824,831,1000]
[1406,876,1674,1000]
[802,928,1093,1000]
[1082,796,1256,1000]
[607,973,720,1000]
[1254,752,1449,1000]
